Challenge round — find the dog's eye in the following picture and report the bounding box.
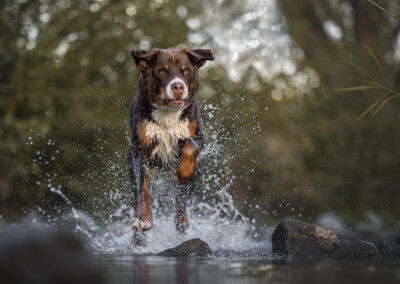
[183,68,190,75]
[158,68,168,76]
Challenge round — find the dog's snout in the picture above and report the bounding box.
[171,82,185,98]
[166,78,188,102]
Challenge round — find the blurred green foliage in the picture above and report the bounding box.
[0,0,399,225]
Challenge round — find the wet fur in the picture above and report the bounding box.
[128,48,214,238]
[146,107,191,164]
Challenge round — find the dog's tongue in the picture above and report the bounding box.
[169,100,184,107]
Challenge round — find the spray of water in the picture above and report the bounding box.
[27,100,271,256]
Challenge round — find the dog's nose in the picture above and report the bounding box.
[171,82,185,98]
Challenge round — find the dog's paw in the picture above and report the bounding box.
[177,174,191,185]
[132,218,153,231]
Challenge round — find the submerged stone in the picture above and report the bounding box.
[272,219,340,257]
[158,238,212,257]
[378,241,400,258]
[331,238,380,258]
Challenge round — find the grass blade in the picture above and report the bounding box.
[368,0,397,17]
[348,61,375,81]
[372,94,400,116]
[334,85,379,92]
[353,79,400,96]
[356,97,382,121]
[363,42,384,75]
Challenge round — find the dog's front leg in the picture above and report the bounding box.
[130,151,153,232]
[177,138,201,184]
[176,138,201,232]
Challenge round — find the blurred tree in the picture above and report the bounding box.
[0,0,399,227]
[0,0,200,220]
[242,0,400,223]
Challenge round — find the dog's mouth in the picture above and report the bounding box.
[167,99,187,107]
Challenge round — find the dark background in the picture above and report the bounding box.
[1,0,399,228]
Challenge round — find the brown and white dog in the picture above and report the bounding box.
[128,48,214,238]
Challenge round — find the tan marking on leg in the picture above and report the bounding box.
[177,140,200,184]
[137,121,155,146]
[188,121,197,138]
[133,170,153,231]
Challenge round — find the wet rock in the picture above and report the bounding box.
[272,219,340,257]
[158,238,212,257]
[0,229,105,284]
[378,241,400,258]
[331,238,380,258]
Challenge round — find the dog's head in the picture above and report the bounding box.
[131,47,214,109]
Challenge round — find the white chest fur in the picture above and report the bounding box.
[145,107,190,164]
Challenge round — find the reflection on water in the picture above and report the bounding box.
[98,255,400,284]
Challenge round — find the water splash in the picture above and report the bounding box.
[28,102,271,256]
[63,186,270,255]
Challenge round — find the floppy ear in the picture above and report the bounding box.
[186,49,215,68]
[130,49,160,72]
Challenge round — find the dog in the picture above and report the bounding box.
[128,47,214,238]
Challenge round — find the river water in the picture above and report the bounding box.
[96,255,400,284]
[33,101,399,283]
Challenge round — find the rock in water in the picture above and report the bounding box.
[331,238,380,258]
[378,241,400,258]
[272,219,340,257]
[158,238,212,257]
[0,229,105,284]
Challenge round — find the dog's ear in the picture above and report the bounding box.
[186,49,215,68]
[131,49,160,72]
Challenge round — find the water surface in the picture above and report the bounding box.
[97,255,400,284]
